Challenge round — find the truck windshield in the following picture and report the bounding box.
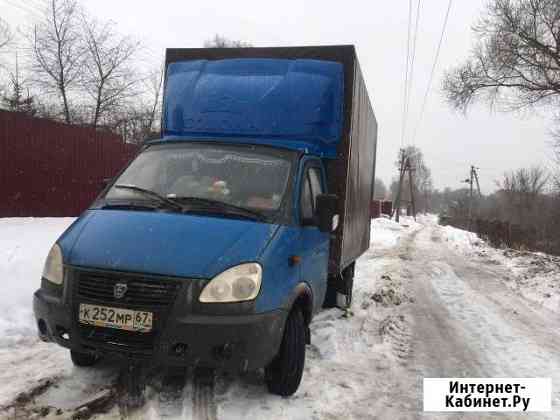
[104,142,294,217]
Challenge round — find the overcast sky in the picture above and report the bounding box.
[2,0,554,193]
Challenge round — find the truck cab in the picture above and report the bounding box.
[33,45,377,396]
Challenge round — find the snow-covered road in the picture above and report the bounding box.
[394,221,560,419]
[1,216,558,419]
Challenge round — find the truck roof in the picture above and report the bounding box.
[161,45,359,158]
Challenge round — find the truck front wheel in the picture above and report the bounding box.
[265,306,306,396]
[70,350,99,367]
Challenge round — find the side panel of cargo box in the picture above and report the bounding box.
[340,60,377,270]
[325,56,377,274]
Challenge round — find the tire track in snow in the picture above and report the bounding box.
[115,365,151,420]
[192,368,217,420]
[0,376,61,419]
[379,314,413,363]
[153,368,188,419]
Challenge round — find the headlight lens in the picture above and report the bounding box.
[199,263,262,303]
[42,244,64,285]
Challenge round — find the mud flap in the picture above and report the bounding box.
[324,262,355,309]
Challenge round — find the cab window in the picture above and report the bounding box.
[301,174,313,220]
[308,167,324,208]
[300,165,324,222]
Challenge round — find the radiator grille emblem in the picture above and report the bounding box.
[114,283,128,299]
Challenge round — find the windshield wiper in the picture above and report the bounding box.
[100,202,160,211]
[113,184,184,212]
[171,196,266,221]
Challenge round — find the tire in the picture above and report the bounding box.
[70,350,99,367]
[265,306,306,396]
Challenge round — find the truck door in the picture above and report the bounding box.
[299,162,330,311]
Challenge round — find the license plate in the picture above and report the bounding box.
[79,303,153,332]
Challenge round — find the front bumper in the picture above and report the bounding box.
[33,267,287,372]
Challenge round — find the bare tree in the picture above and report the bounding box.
[143,65,164,133]
[204,34,252,48]
[102,64,164,143]
[443,0,560,113]
[392,146,434,212]
[496,166,549,225]
[0,17,12,51]
[109,103,156,144]
[31,0,84,123]
[404,146,433,198]
[81,15,141,128]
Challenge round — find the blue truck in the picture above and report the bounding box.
[33,45,377,396]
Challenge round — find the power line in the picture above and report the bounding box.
[400,0,413,147]
[0,0,43,19]
[25,0,48,12]
[405,0,422,146]
[411,0,453,145]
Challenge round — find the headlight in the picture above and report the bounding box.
[199,263,262,303]
[42,244,64,285]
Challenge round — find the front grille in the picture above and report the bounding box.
[77,271,180,306]
[78,324,154,352]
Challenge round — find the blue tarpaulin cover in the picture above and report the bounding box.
[162,58,344,157]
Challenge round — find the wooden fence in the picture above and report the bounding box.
[0,111,139,217]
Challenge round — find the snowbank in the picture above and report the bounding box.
[0,218,74,347]
[492,249,560,314]
[370,215,422,251]
[439,225,482,253]
[370,217,404,250]
[439,223,560,314]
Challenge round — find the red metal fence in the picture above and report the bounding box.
[371,200,381,218]
[0,111,139,217]
[381,200,392,216]
[371,200,393,219]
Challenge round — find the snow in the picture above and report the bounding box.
[369,217,405,250]
[440,223,560,314]
[370,215,421,251]
[0,217,75,347]
[1,215,559,419]
[440,224,480,251]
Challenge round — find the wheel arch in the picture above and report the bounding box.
[283,282,314,326]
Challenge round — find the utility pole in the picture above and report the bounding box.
[473,167,481,197]
[468,167,473,227]
[463,165,481,231]
[408,162,416,220]
[393,149,405,222]
[393,148,416,222]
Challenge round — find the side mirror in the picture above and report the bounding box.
[316,194,339,233]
